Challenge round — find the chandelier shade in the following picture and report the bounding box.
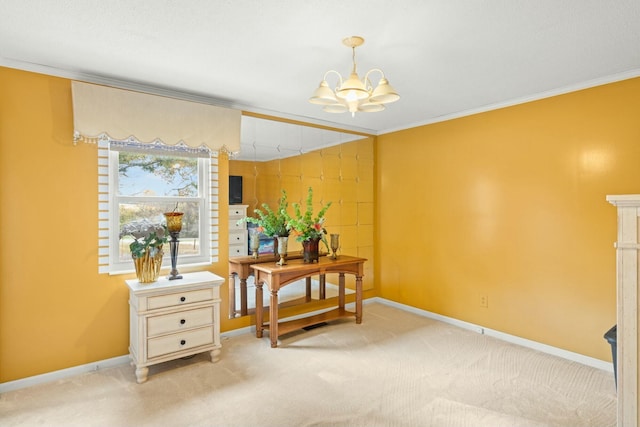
[358,102,386,113]
[370,78,401,104]
[336,72,370,101]
[309,80,338,105]
[309,36,399,117]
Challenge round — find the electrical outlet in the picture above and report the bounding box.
[479,294,488,308]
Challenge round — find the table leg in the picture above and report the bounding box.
[319,274,326,300]
[255,281,264,338]
[338,272,345,309]
[239,277,248,316]
[229,273,237,318]
[270,288,279,348]
[355,274,363,324]
[305,277,312,302]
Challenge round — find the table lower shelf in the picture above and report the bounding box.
[265,307,355,337]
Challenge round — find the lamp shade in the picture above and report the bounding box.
[309,81,338,105]
[358,102,385,113]
[323,103,349,113]
[164,212,184,233]
[369,78,400,104]
[336,72,370,101]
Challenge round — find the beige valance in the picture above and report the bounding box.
[72,81,240,152]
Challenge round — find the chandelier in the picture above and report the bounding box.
[309,36,399,117]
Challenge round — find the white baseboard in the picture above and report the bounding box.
[1,297,612,394]
[371,297,614,373]
[0,355,130,394]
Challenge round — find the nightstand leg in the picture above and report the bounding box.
[210,348,221,363]
[135,366,148,384]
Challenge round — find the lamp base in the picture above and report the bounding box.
[167,232,182,280]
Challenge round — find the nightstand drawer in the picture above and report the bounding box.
[229,219,246,231]
[229,244,246,257]
[229,207,246,217]
[147,307,213,337]
[148,288,213,310]
[147,326,214,359]
[230,230,246,245]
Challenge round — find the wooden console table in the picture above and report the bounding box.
[252,255,366,348]
[228,252,327,317]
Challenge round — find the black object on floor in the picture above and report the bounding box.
[604,325,617,388]
[303,322,329,331]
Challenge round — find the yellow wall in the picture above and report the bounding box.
[377,77,640,360]
[229,136,376,290]
[0,67,246,382]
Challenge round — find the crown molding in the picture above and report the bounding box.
[380,68,640,135]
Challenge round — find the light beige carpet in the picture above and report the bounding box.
[0,302,616,426]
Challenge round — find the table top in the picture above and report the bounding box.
[229,253,296,265]
[250,255,367,275]
[124,271,224,293]
[229,252,327,265]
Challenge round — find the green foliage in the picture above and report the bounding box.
[283,187,331,249]
[118,152,200,238]
[119,220,169,259]
[238,187,332,249]
[239,190,290,237]
[119,152,198,196]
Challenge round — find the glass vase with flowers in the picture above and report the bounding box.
[283,187,332,263]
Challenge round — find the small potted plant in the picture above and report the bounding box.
[240,189,290,238]
[238,190,290,259]
[119,220,168,283]
[283,187,332,263]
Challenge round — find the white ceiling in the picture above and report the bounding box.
[2,0,640,160]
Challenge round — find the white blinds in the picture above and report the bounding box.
[72,81,240,153]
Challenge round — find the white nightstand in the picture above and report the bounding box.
[125,271,224,383]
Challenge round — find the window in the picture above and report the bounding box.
[98,139,219,274]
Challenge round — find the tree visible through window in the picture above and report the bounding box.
[110,149,211,272]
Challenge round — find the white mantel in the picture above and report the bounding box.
[607,194,640,427]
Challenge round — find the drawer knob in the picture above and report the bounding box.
[180,296,186,302]
[180,319,186,325]
[180,339,186,345]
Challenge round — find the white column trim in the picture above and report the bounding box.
[607,194,640,427]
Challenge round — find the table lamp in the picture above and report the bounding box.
[164,212,184,280]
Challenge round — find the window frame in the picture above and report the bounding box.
[99,139,218,275]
